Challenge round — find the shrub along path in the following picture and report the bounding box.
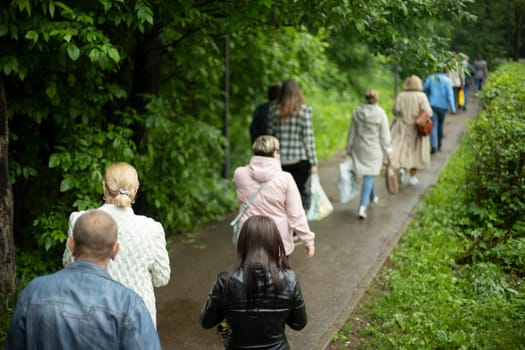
[155,98,479,350]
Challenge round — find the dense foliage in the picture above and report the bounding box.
[458,62,525,264]
[452,0,525,63]
[0,0,475,343]
[331,62,525,349]
[0,0,472,280]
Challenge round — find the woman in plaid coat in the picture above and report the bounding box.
[268,80,318,211]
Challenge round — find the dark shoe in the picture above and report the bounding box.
[431,147,436,154]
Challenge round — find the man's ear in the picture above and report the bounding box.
[66,237,75,256]
[110,242,120,260]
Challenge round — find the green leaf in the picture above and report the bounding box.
[88,48,100,62]
[67,43,80,61]
[2,56,18,75]
[46,82,57,98]
[0,24,9,37]
[107,47,120,63]
[25,30,39,43]
[49,154,60,168]
[60,176,72,192]
[49,1,55,17]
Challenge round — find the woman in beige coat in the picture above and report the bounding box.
[390,75,433,186]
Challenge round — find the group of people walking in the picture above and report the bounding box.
[6,55,486,348]
[7,162,171,349]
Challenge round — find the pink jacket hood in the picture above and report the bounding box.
[248,155,281,182]
[233,156,315,256]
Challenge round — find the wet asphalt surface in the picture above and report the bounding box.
[155,99,479,349]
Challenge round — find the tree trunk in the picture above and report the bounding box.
[514,6,523,61]
[0,76,16,314]
[129,30,162,215]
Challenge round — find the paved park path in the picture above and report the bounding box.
[155,98,479,349]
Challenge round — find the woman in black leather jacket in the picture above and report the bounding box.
[199,215,307,349]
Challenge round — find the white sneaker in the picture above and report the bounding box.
[369,196,379,208]
[399,168,405,185]
[358,206,367,219]
[409,176,419,186]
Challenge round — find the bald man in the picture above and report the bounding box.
[6,210,161,350]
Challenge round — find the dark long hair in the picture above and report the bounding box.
[228,215,290,305]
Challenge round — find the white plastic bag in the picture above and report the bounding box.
[307,174,333,221]
[338,156,359,203]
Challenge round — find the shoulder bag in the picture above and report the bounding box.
[416,110,433,136]
[230,181,268,245]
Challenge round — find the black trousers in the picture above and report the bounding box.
[282,160,311,211]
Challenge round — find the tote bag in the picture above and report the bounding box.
[337,156,359,203]
[385,160,399,195]
[307,174,333,221]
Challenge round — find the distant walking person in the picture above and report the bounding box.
[233,135,315,257]
[424,70,456,153]
[63,162,171,327]
[200,215,308,349]
[346,89,392,219]
[446,53,464,112]
[250,84,281,143]
[390,75,433,186]
[7,210,161,350]
[268,79,318,211]
[474,54,488,92]
[461,54,475,110]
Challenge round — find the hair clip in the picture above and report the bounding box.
[119,188,131,196]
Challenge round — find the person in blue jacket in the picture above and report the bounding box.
[423,70,456,153]
[6,210,161,350]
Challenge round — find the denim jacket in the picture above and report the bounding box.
[6,261,161,350]
[423,73,456,113]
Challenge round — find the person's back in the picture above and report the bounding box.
[7,262,159,349]
[7,209,160,350]
[250,84,280,143]
[474,57,487,80]
[210,269,304,349]
[250,101,272,143]
[423,73,455,111]
[65,205,170,323]
[62,162,171,326]
[232,135,315,257]
[464,62,475,86]
[200,216,307,350]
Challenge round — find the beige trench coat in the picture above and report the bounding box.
[390,91,433,170]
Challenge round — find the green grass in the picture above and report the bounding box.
[331,140,525,349]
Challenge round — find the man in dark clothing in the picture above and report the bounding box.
[250,84,280,143]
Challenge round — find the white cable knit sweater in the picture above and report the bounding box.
[63,204,171,327]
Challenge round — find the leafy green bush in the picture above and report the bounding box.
[459,62,525,264]
[331,63,525,350]
[332,138,525,349]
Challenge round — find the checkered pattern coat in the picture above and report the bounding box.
[268,104,318,166]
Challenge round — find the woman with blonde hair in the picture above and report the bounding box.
[233,135,315,257]
[63,162,171,326]
[346,89,392,219]
[390,75,433,185]
[268,79,318,211]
